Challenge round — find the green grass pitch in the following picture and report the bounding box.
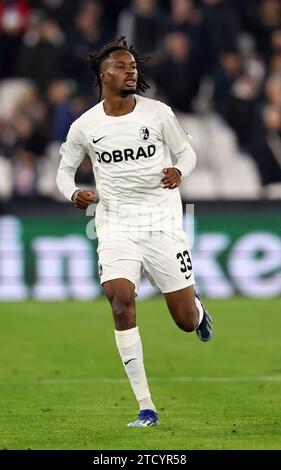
[0,297,280,450]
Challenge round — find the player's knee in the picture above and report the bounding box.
[110,291,134,310]
[112,297,132,317]
[110,293,135,328]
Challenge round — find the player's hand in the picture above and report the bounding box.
[72,190,96,209]
[161,168,182,189]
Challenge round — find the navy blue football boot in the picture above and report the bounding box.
[127,409,159,427]
[195,293,213,342]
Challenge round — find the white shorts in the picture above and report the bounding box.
[97,230,195,294]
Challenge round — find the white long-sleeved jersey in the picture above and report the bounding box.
[57,95,196,234]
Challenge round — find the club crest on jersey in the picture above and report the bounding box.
[139,127,149,140]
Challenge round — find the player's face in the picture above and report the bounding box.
[101,50,138,95]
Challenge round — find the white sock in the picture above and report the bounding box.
[115,327,156,412]
[195,296,204,327]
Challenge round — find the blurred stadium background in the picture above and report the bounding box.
[0,0,281,450]
[0,0,280,300]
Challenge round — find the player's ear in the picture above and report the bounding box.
[100,71,108,84]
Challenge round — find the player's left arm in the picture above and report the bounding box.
[160,105,197,189]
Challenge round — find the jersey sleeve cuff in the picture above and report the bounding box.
[70,188,80,201]
[172,164,187,178]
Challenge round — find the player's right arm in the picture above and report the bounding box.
[56,124,96,209]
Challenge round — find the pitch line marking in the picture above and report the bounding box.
[0,376,281,385]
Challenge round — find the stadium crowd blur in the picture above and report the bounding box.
[0,0,281,201]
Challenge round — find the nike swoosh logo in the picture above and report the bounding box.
[93,136,106,144]
[185,273,192,280]
[124,358,137,366]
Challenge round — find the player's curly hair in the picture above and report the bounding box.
[86,36,151,100]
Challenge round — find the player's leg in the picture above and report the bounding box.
[164,285,213,342]
[164,284,199,332]
[141,231,213,341]
[101,277,158,427]
[103,278,136,330]
[153,271,213,341]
